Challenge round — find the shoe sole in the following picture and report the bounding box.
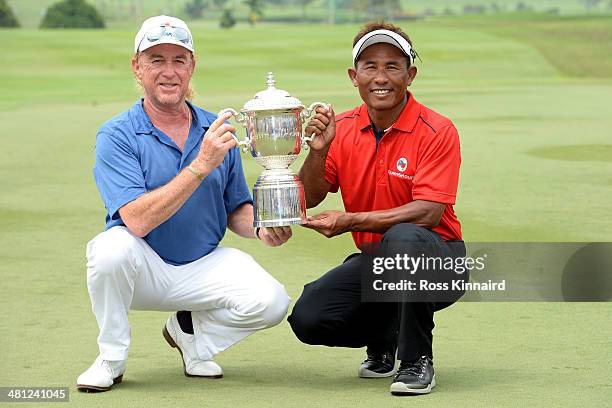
[162,325,223,379]
[390,375,436,395]
[77,375,123,393]
[358,367,398,378]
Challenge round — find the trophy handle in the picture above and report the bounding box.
[218,108,251,153]
[300,102,328,150]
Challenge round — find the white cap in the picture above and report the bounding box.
[352,29,414,65]
[134,15,194,53]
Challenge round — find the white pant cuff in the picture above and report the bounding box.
[99,350,129,361]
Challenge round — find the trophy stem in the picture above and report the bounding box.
[252,168,306,228]
[254,154,298,170]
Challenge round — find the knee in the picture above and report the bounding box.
[288,296,325,345]
[257,284,291,329]
[87,227,141,280]
[382,223,437,244]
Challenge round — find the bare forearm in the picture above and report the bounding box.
[119,163,211,237]
[299,150,331,208]
[227,203,256,238]
[348,200,445,234]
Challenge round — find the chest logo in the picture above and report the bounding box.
[396,157,408,172]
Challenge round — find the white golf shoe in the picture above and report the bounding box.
[77,357,125,392]
[163,313,223,378]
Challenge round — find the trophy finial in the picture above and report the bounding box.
[266,72,276,89]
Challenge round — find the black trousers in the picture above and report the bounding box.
[288,223,466,362]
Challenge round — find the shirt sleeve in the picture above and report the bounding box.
[93,130,147,220]
[324,138,340,193]
[224,147,253,214]
[412,125,461,205]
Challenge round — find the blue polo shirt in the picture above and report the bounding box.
[93,99,252,265]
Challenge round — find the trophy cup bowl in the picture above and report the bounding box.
[219,72,327,227]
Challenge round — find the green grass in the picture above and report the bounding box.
[1,13,611,407]
[436,13,612,78]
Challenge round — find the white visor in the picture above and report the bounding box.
[352,29,414,65]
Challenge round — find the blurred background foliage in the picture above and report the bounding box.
[4,0,612,29]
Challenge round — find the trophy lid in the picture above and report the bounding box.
[242,72,304,112]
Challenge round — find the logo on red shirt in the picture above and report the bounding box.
[396,157,408,172]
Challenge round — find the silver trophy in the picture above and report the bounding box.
[219,72,327,227]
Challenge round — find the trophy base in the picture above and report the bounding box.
[253,168,306,228]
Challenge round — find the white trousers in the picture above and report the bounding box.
[86,226,290,361]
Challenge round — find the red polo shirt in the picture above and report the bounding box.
[325,93,462,249]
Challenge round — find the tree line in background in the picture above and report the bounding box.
[1,0,105,28]
[2,0,612,28]
[0,0,19,26]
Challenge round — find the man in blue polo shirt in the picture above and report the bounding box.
[77,15,292,392]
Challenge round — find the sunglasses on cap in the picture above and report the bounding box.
[138,25,192,51]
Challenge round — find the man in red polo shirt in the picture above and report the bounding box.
[287,22,465,396]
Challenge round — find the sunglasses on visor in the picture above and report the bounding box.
[138,25,192,50]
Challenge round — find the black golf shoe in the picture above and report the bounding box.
[390,355,435,395]
[358,346,397,378]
